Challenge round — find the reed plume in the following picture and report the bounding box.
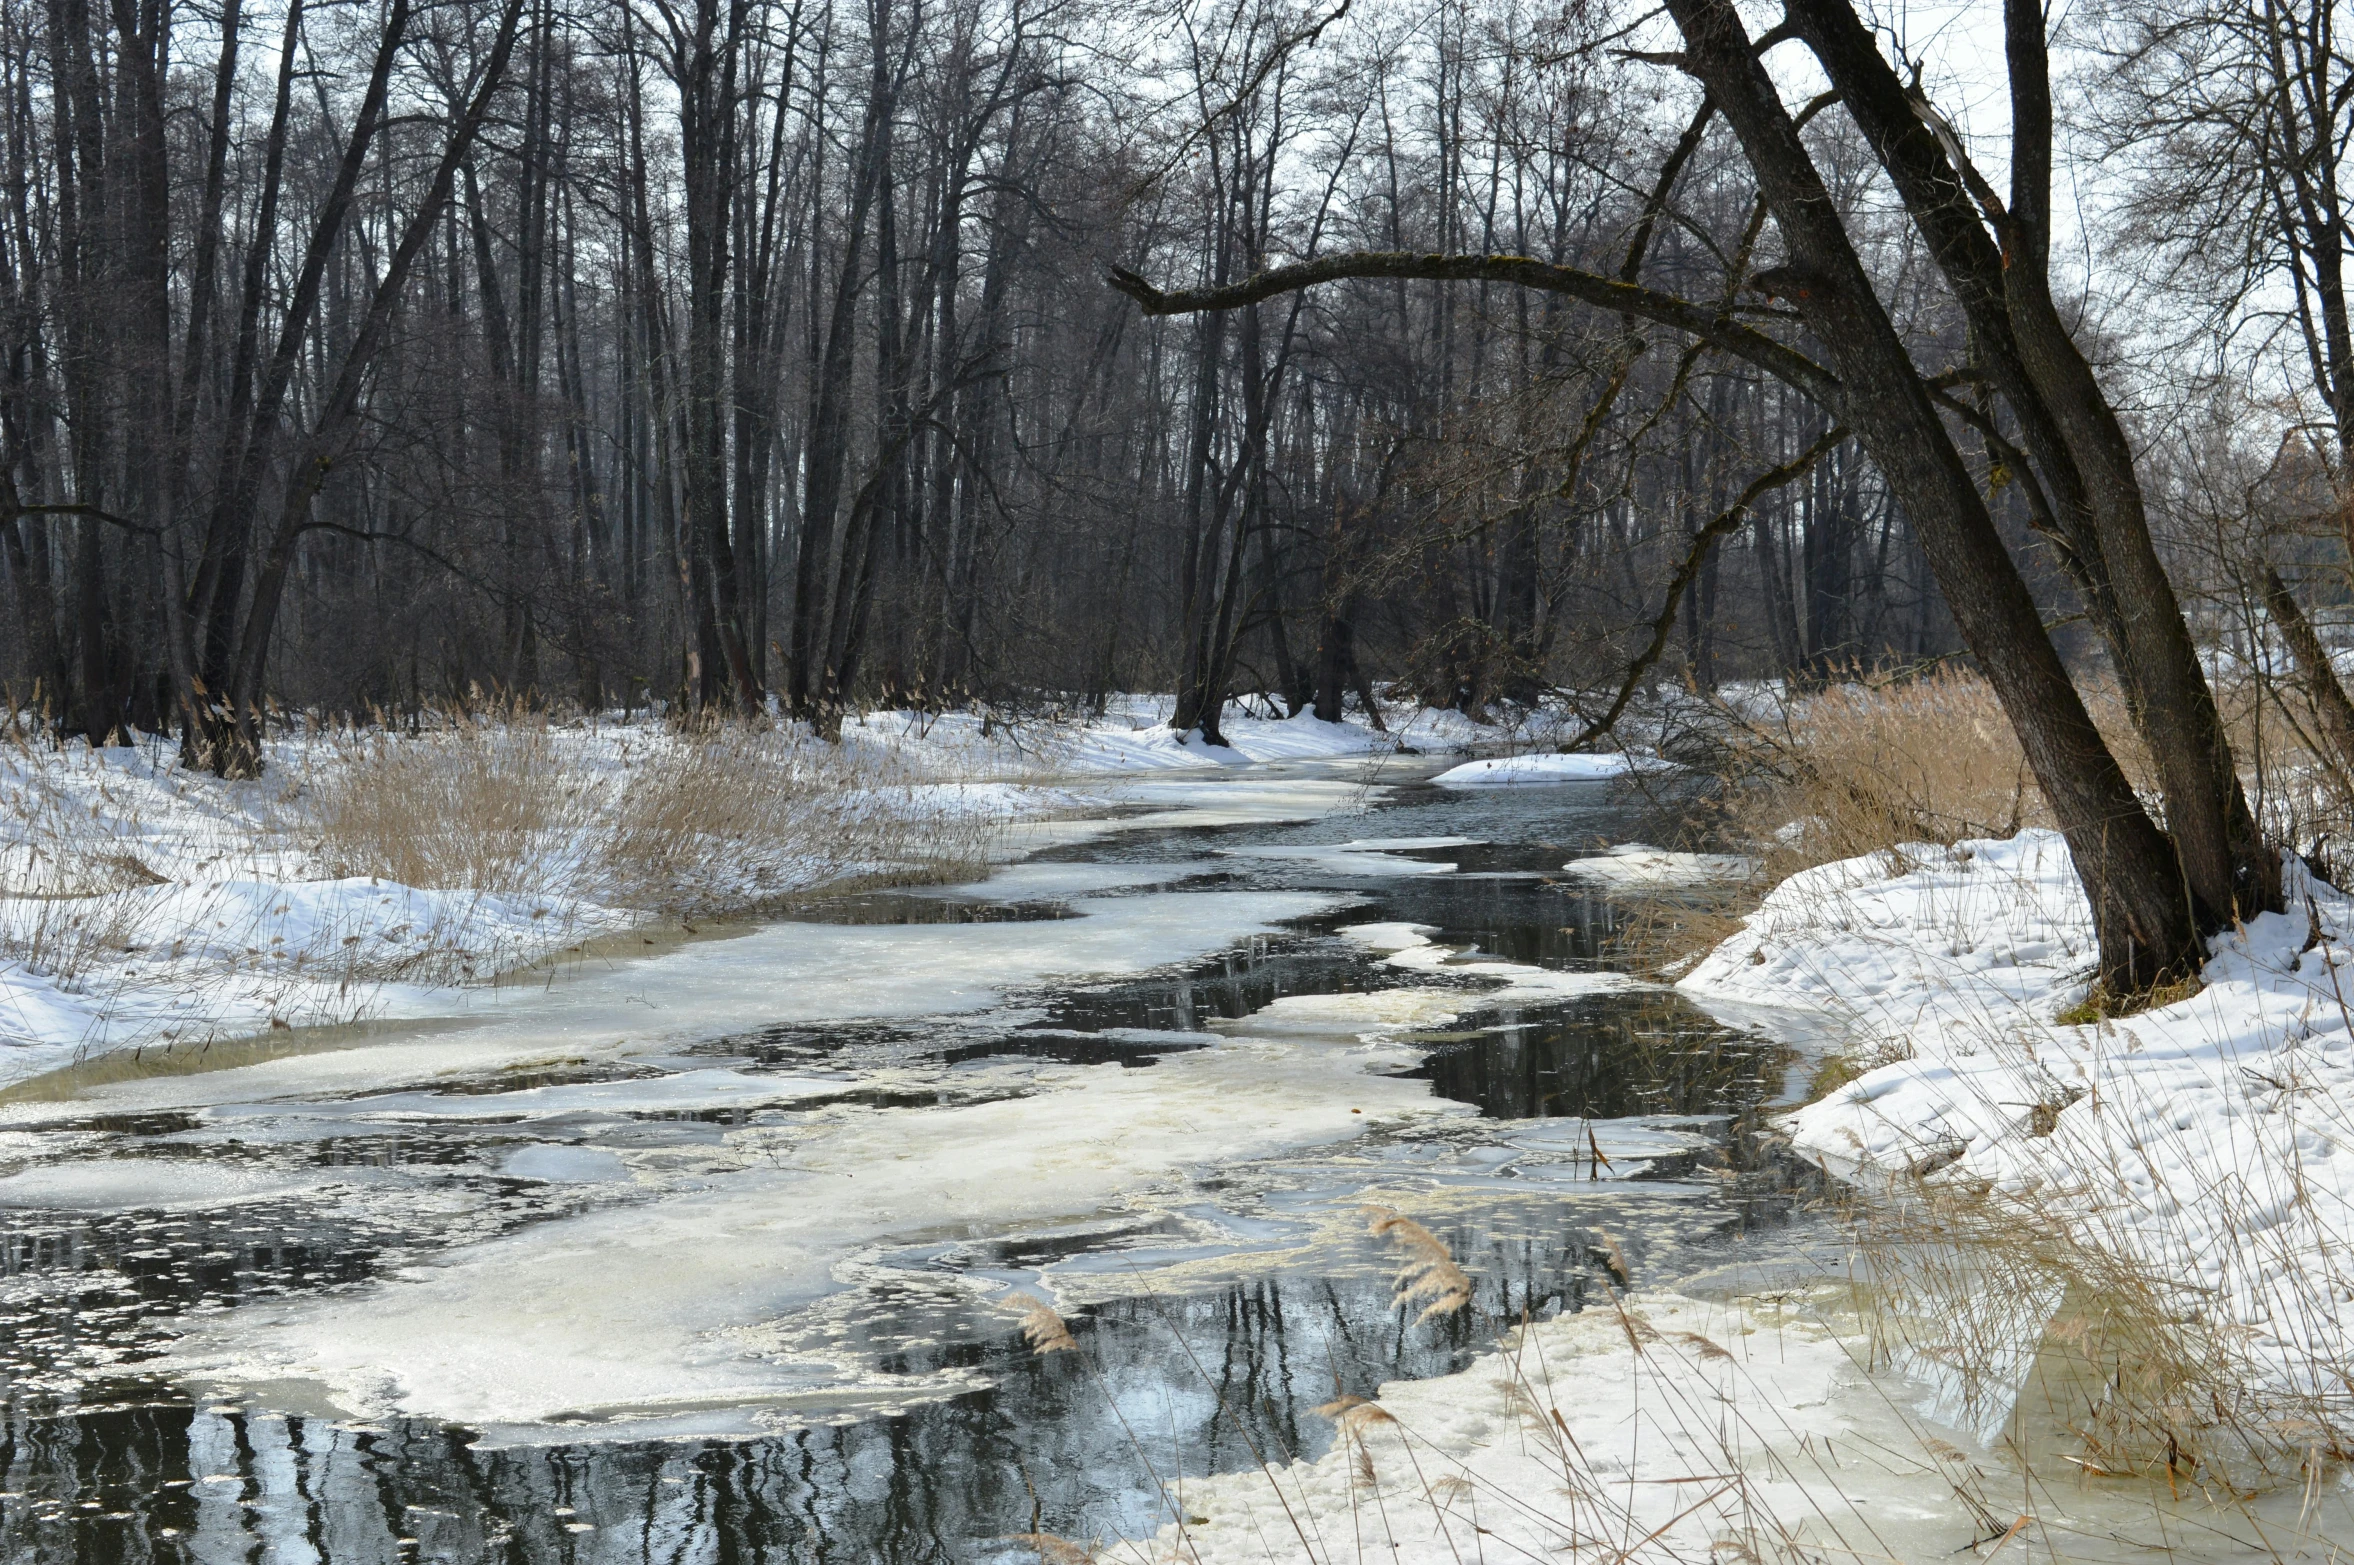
[1008,1295,1077,1354]
[1594,1226,1633,1289]
[1314,1394,1395,1488]
[1365,1205,1472,1322]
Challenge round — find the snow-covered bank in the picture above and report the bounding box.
[1682,828,2354,1428]
[0,693,1608,1084]
[0,722,1044,1078]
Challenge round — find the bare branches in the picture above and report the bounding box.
[1106,251,1842,406]
[1559,425,1847,754]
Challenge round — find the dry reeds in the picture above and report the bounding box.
[305,715,999,917]
[1720,669,2144,886]
[308,718,583,898]
[1365,1206,1472,1323]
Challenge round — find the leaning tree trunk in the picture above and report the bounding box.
[1110,5,2212,989]
[1660,0,2200,986]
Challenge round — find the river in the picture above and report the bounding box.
[0,759,1817,1562]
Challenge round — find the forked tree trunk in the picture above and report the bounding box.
[1109,0,2217,990]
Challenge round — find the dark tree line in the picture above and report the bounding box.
[0,0,1985,763]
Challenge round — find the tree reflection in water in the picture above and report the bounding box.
[0,1164,1809,1564]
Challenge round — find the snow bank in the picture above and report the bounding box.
[1429,751,1666,786]
[1683,827,2354,1418]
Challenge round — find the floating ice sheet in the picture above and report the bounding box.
[161,1035,1465,1438]
[0,1157,360,1211]
[1560,843,1756,886]
[1216,837,1470,877]
[1430,752,1668,786]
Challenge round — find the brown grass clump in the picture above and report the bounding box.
[1366,1205,1473,1322]
[307,717,997,918]
[1009,1295,1078,1355]
[308,718,581,898]
[2053,968,2205,1026]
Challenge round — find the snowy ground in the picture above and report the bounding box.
[1681,830,2354,1426]
[0,697,1590,1084]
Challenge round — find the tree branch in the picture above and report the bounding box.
[1106,251,1842,405]
[1560,424,1847,753]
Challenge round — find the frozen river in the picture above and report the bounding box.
[0,760,1811,1562]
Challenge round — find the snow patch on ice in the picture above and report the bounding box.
[1561,844,1756,887]
[1429,752,1668,787]
[1342,921,1650,1004]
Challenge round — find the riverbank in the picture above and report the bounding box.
[1144,828,2354,1563]
[0,697,1576,1081]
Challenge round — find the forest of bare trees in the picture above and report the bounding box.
[11,0,2354,978]
[0,0,2013,751]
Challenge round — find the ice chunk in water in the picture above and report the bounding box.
[497,1145,629,1184]
[0,1158,348,1211]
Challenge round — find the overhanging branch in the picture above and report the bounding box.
[1561,424,1848,752]
[1106,251,1842,406]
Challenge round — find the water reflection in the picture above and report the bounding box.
[0,1175,1790,1563]
[1413,991,1785,1120]
[0,772,1809,1562]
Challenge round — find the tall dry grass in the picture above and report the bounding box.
[305,714,1000,918]
[1717,669,2148,885]
[305,719,585,899]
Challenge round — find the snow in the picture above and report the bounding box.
[1682,827,2354,1422]
[1429,751,1667,786]
[843,695,1573,775]
[1145,1290,1992,1565]
[1560,844,1757,887]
